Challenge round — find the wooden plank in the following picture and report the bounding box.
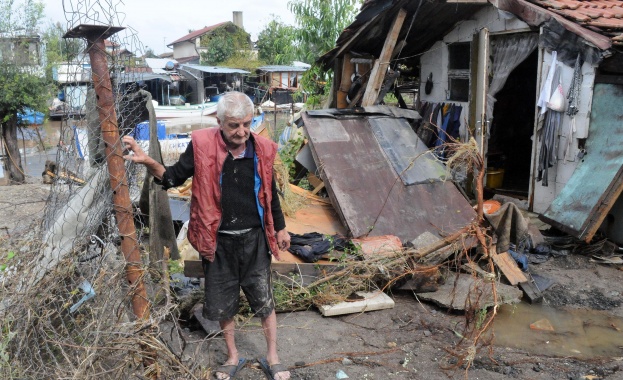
[318,291,395,316]
[361,9,407,107]
[490,248,528,286]
[337,53,353,109]
[519,280,544,304]
[311,182,325,195]
[306,173,323,190]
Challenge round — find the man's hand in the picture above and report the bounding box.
[121,135,166,180]
[122,135,149,164]
[276,229,290,251]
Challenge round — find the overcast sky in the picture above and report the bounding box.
[39,0,297,55]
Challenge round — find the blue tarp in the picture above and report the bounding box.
[18,108,45,125]
[133,121,167,140]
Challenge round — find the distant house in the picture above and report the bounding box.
[255,64,310,104]
[0,34,45,76]
[103,39,135,66]
[167,11,250,64]
[257,64,309,90]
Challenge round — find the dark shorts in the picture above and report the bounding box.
[202,227,274,321]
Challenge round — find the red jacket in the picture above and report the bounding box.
[187,127,280,261]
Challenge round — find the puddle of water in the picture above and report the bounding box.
[494,302,623,359]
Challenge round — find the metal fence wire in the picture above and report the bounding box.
[0,1,206,378]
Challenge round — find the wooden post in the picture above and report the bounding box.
[361,9,407,107]
[337,53,353,109]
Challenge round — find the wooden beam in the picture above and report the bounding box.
[489,247,528,286]
[361,8,407,107]
[337,53,353,109]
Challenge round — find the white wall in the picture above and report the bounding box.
[173,41,198,59]
[419,6,531,140]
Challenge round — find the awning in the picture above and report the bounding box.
[540,80,623,241]
[116,73,175,84]
[181,64,249,74]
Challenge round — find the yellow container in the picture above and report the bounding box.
[486,168,505,189]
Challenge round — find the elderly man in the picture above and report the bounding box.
[122,91,291,380]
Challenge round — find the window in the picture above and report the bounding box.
[447,43,470,102]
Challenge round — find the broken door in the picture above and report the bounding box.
[540,80,623,242]
[302,107,477,243]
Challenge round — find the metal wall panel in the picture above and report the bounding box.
[302,112,476,242]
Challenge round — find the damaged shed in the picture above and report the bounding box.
[319,0,623,244]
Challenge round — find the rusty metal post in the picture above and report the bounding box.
[64,24,154,371]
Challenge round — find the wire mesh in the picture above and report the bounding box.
[0,1,196,378]
[0,1,305,377]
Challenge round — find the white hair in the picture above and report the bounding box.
[216,91,254,121]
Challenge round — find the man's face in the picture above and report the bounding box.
[219,114,253,148]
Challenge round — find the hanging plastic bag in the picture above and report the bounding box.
[547,81,566,112]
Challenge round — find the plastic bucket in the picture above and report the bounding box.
[486,168,505,189]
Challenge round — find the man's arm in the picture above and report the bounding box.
[123,136,195,189]
[122,135,166,180]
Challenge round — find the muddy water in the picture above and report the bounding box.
[494,302,623,359]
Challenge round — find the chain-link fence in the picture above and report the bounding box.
[0,1,196,378]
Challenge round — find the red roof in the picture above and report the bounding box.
[528,0,623,43]
[168,22,229,46]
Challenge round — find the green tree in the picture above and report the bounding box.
[0,0,49,184]
[288,0,360,108]
[288,0,359,63]
[41,21,84,80]
[143,48,158,58]
[199,24,251,65]
[0,0,44,35]
[256,16,298,65]
[201,33,235,64]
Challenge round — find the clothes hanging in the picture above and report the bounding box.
[537,66,563,186]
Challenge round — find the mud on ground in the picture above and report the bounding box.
[2,183,622,379]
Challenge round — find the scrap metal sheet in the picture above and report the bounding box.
[302,112,476,241]
[368,117,445,185]
[541,83,623,241]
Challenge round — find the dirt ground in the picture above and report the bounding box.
[2,182,623,379]
[171,254,623,380]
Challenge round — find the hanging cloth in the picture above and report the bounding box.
[537,66,563,186]
[537,51,558,115]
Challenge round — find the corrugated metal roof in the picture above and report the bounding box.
[258,65,309,72]
[181,64,249,74]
